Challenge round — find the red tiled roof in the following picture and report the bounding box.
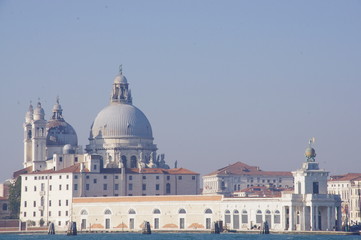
[204,161,291,177]
[22,163,89,175]
[236,186,290,198]
[13,166,32,178]
[329,173,361,182]
[126,168,199,175]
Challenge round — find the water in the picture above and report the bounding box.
[0,233,360,240]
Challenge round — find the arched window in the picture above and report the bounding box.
[274,210,281,224]
[256,210,262,224]
[121,155,127,167]
[128,209,136,214]
[80,209,88,215]
[130,156,137,168]
[205,208,212,214]
[224,210,231,226]
[104,209,112,215]
[265,209,272,228]
[233,210,240,229]
[241,210,248,224]
[178,208,186,214]
[2,203,7,211]
[153,209,161,214]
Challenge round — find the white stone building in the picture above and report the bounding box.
[328,173,361,227]
[18,68,200,228]
[203,162,294,196]
[71,145,341,232]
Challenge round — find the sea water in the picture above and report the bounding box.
[0,233,360,240]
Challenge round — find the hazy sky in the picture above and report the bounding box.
[0,1,360,182]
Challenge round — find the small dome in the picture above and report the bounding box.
[114,73,128,84]
[91,103,153,139]
[46,119,78,146]
[63,144,75,154]
[305,147,316,158]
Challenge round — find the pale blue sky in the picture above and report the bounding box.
[0,1,360,181]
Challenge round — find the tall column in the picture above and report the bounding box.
[310,206,314,231]
[302,206,306,231]
[327,206,331,231]
[315,206,319,230]
[289,206,294,230]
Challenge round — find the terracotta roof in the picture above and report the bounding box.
[73,195,222,203]
[22,163,89,175]
[204,161,291,177]
[126,167,199,175]
[329,173,361,182]
[13,166,32,178]
[21,165,197,176]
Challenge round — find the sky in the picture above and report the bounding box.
[0,1,360,182]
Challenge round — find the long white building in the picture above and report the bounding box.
[71,146,341,232]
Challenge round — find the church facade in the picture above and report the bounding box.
[19,69,200,228]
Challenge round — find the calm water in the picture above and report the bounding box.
[1,233,361,240]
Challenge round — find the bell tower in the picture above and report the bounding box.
[23,102,34,168]
[293,138,329,195]
[31,101,47,171]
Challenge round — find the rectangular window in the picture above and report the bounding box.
[41,183,44,191]
[49,185,52,191]
[115,175,119,179]
[59,185,62,190]
[74,175,78,179]
[103,184,107,190]
[75,157,78,162]
[33,201,36,207]
[66,200,69,206]
[58,221,61,226]
[156,176,159,180]
[49,200,51,207]
[178,176,182,180]
[142,184,146,191]
[93,165,97,170]
[274,214,281,224]
[66,211,68,216]
[105,218,110,229]
[34,176,37,180]
[24,201,27,207]
[154,218,159,229]
[49,211,51,217]
[34,186,37,191]
[59,200,61,206]
[128,183,133,191]
[59,175,62,179]
[86,184,89,190]
[114,184,119,190]
[25,186,27,192]
[86,175,89,179]
[129,176,133,180]
[74,184,78,191]
[129,218,135,229]
[58,211,61,216]
[24,212,26,217]
[156,184,160,191]
[206,218,211,229]
[167,176,170,180]
[192,176,196,180]
[242,214,248,224]
[66,184,69,190]
[313,182,319,194]
[40,211,44,217]
[59,157,63,162]
[103,175,107,179]
[33,212,36,217]
[93,179,97,184]
[180,218,185,229]
[143,176,146,180]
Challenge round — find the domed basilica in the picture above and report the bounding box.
[23,68,169,171]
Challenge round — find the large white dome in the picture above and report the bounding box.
[91,103,153,139]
